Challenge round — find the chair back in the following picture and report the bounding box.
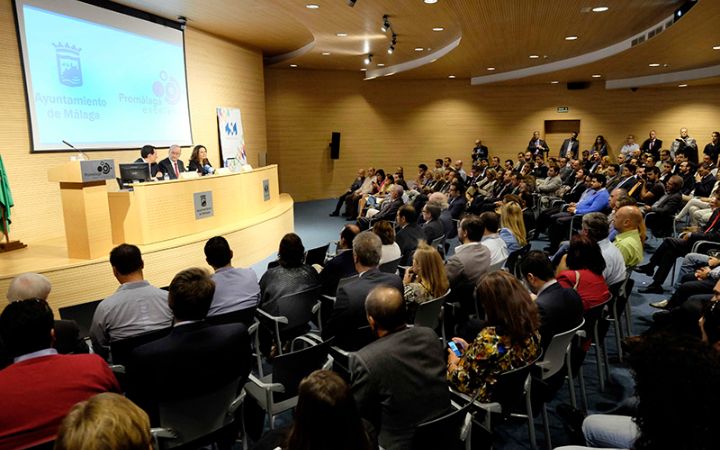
[539,319,585,380]
[505,244,531,277]
[412,399,474,450]
[488,356,539,412]
[305,243,330,267]
[272,341,330,403]
[206,307,256,327]
[110,327,172,366]
[156,377,241,449]
[275,286,322,332]
[414,290,450,330]
[488,258,506,273]
[582,300,609,340]
[431,235,446,257]
[379,257,401,274]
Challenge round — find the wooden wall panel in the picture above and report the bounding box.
[265,69,720,201]
[0,2,266,244]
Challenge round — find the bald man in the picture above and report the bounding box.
[349,286,450,450]
[157,145,186,179]
[2,273,88,369]
[613,206,644,268]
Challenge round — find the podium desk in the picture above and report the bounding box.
[108,165,280,245]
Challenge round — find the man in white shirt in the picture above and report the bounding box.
[478,211,509,266]
[582,213,626,287]
[619,135,639,159]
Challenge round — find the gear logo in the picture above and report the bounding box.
[152,71,181,105]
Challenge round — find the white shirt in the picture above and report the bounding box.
[599,238,626,286]
[379,243,402,265]
[481,234,509,266]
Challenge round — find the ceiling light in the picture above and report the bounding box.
[415,47,424,52]
[565,35,578,41]
[364,54,372,65]
[591,6,609,12]
[487,67,495,71]
[678,84,688,88]
[321,52,331,56]
[387,45,395,54]
[290,64,298,68]
[347,0,357,6]
[381,15,391,33]
[377,63,385,67]
[529,55,540,59]
[336,32,348,37]
[648,63,661,67]
[384,72,395,76]
[388,33,397,53]
[432,27,444,32]
[592,74,602,78]
[713,45,720,50]
[430,59,437,63]
[551,81,560,84]
[424,0,438,3]
[448,75,456,79]
[305,4,319,9]
[360,68,367,71]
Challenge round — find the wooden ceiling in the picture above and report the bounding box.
[115,0,720,86]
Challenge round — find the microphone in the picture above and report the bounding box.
[62,140,89,161]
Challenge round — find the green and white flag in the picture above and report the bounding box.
[0,155,13,232]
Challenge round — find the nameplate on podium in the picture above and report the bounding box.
[79,160,115,182]
[194,191,214,219]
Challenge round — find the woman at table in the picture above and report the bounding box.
[187,144,214,175]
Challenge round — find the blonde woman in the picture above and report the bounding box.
[499,201,527,253]
[403,242,449,319]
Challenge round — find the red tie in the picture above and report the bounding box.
[705,211,720,233]
[173,161,179,178]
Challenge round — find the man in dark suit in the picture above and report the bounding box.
[528,131,550,158]
[395,205,424,266]
[521,251,583,352]
[643,175,684,238]
[441,182,467,239]
[319,224,360,295]
[134,144,162,178]
[322,231,403,349]
[640,130,663,161]
[2,273,88,369]
[358,185,404,230]
[559,132,579,159]
[350,286,450,450]
[421,203,445,244]
[127,268,251,424]
[156,145,186,180]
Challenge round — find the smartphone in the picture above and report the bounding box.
[448,341,463,357]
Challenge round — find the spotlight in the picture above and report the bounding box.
[364,54,373,65]
[381,15,391,33]
[387,45,395,54]
[347,0,357,6]
[388,33,397,53]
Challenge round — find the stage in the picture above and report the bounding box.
[0,165,294,315]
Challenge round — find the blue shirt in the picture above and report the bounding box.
[576,188,609,215]
[210,266,260,316]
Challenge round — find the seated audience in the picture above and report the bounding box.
[350,286,450,449]
[331,169,366,217]
[3,273,88,366]
[345,167,376,219]
[372,220,401,265]
[536,164,562,194]
[447,271,541,400]
[556,235,610,310]
[642,175,684,238]
[637,199,720,294]
[0,299,120,449]
[259,233,320,316]
[55,393,151,450]
[395,205,424,266]
[498,201,527,253]
[187,144,214,175]
[446,215,491,290]
[402,242,449,319]
[204,236,260,323]
[90,244,173,362]
[359,185,404,230]
[127,268,251,425]
[320,224,360,295]
[676,186,720,228]
[521,251,583,352]
[579,213,626,288]
[323,231,403,349]
[479,211,509,266]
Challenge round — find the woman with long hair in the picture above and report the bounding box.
[187,144,214,175]
[498,201,527,253]
[372,220,401,265]
[447,271,540,400]
[591,135,609,157]
[284,370,374,450]
[403,242,449,316]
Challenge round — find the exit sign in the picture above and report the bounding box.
[557,106,569,113]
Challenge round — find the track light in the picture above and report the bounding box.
[381,15,391,33]
[387,45,394,54]
[387,33,397,54]
[364,54,373,65]
[347,0,357,6]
